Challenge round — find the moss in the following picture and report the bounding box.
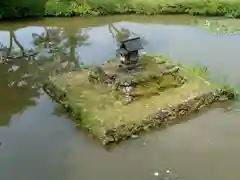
[43,54,236,145]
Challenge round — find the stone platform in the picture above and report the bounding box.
[43,55,235,145]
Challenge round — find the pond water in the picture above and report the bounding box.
[0,15,240,180]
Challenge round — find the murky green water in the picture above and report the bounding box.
[1,15,240,180]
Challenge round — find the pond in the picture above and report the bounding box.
[0,15,240,180]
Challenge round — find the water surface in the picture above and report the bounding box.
[0,15,240,180]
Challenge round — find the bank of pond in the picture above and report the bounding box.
[1,0,240,20]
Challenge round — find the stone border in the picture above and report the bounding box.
[43,79,235,146]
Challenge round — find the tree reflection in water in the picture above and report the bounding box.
[0,23,145,126]
[108,23,148,48]
[0,26,90,126]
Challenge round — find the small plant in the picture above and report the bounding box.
[189,63,209,78]
[215,75,240,100]
[172,60,239,101]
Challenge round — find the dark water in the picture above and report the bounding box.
[0,15,240,180]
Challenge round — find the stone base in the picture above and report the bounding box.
[42,55,235,146]
[103,89,232,144]
[101,56,188,105]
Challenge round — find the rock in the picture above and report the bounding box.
[123,95,134,105]
[131,134,139,139]
[122,87,127,93]
[8,81,15,87]
[125,86,132,92]
[223,107,232,112]
[165,63,176,69]
[17,80,27,87]
[161,67,179,75]
[88,66,109,84]
[122,86,133,95]
[8,65,20,72]
[109,74,117,80]
[0,59,4,64]
[122,81,131,86]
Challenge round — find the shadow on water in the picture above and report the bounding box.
[1,15,240,180]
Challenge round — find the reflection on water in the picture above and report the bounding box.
[0,15,240,180]
[0,20,145,126]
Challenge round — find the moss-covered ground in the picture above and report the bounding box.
[44,55,218,140]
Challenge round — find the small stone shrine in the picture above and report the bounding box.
[116,36,143,72]
[86,36,187,105]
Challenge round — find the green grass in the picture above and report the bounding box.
[1,0,240,19]
[153,54,239,100]
[44,0,240,17]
